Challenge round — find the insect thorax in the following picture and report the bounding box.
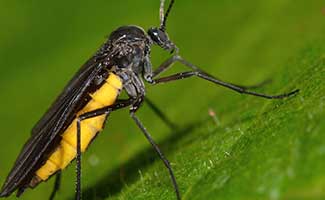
[109,25,151,76]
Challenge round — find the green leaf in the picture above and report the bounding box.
[94,45,324,200]
[0,1,324,200]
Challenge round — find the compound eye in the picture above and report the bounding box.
[148,27,168,46]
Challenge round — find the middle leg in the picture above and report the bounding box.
[129,99,181,200]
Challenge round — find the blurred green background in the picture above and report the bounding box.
[0,0,325,199]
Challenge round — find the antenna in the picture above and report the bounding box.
[159,0,175,31]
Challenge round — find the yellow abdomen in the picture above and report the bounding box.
[35,73,122,181]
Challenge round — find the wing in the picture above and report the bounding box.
[31,42,116,136]
[0,48,115,197]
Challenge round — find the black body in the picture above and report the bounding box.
[0,25,154,197]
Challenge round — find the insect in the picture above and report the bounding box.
[0,0,299,199]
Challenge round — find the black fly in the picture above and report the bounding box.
[0,0,299,200]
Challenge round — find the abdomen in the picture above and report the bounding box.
[30,73,122,186]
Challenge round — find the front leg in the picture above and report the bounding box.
[146,55,299,99]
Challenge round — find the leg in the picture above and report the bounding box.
[150,55,180,78]
[148,55,299,99]
[151,55,269,89]
[144,97,177,130]
[129,108,181,200]
[75,99,135,200]
[124,74,180,198]
[49,172,61,200]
